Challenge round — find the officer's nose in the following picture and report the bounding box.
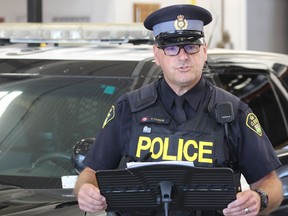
[178,47,189,60]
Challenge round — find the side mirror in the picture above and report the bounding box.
[71,137,95,173]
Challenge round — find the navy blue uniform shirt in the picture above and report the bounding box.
[160,77,206,120]
[84,77,281,184]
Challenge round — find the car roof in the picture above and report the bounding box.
[207,48,288,69]
[0,45,287,66]
[0,44,154,61]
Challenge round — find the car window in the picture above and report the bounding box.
[0,56,162,188]
[210,66,288,148]
[0,76,134,179]
[273,63,288,88]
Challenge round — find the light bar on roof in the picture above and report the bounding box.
[0,23,154,44]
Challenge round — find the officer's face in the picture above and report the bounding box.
[153,43,207,95]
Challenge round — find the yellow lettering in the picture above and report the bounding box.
[183,140,198,162]
[136,136,151,157]
[163,137,176,160]
[150,137,163,159]
[198,141,213,163]
[136,136,214,164]
[177,138,184,161]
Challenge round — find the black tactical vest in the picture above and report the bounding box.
[126,80,240,168]
[114,80,241,216]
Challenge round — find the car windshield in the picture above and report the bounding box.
[0,58,160,189]
[0,76,132,174]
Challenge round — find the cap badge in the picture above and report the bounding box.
[174,14,188,30]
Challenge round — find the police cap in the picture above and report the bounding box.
[144,4,212,47]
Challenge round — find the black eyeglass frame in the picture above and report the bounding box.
[157,44,202,56]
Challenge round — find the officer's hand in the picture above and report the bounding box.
[77,183,107,213]
[222,190,260,216]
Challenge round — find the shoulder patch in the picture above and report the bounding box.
[102,105,115,128]
[246,113,262,136]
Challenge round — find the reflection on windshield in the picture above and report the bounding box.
[0,76,133,179]
[0,91,22,117]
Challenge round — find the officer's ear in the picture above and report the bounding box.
[201,43,208,62]
[202,43,208,53]
[153,44,161,66]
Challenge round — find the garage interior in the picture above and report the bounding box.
[0,0,287,54]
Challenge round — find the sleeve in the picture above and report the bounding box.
[234,102,282,184]
[83,95,132,171]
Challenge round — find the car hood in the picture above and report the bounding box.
[0,188,83,216]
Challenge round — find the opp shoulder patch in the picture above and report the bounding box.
[102,105,115,128]
[246,113,262,136]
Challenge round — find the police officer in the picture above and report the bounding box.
[75,4,283,216]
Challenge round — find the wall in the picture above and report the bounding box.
[223,0,247,50]
[0,0,235,49]
[0,0,26,22]
[1,0,286,53]
[247,0,288,54]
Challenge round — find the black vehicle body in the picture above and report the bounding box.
[0,45,287,215]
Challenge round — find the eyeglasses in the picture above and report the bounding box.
[158,44,201,56]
